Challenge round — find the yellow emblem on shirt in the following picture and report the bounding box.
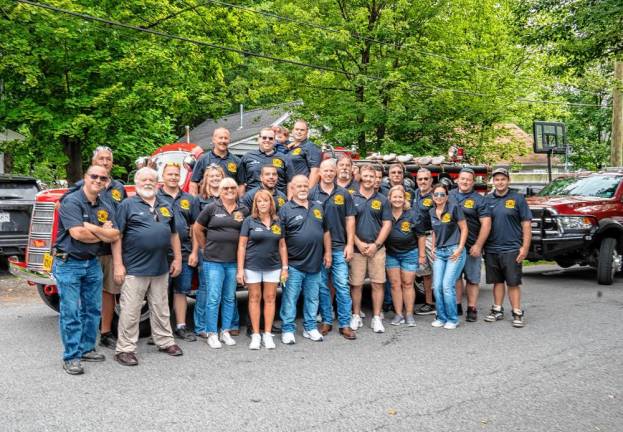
[180,199,190,210]
[227,162,237,173]
[334,194,344,205]
[400,221,411,232]
[464,199,474,209]
[505,199,516,209]
[233,211,244,222]
[272,158,283,168]
[441,213,452,223]
[97,210,109,223]
[271,224,281,235]
[347,189,355,195]
[111,189,122,202]
[371,200,382,210]
[313,208,323,220]
[423,197,433,207]
[277,197,285,207]
[292,147,302,156]
[159,207,171,217]
[405,192,412,203]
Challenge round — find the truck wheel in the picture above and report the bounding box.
[597,238,621,285]
[111,300,152,338]
[555,260,575,268]
[36,284,59,313]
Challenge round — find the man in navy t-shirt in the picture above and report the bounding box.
[285,120,322,187]
[189,128,240,194]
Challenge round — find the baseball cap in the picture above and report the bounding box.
[491,167,510,178]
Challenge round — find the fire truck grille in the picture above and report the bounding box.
[27,202,56,272]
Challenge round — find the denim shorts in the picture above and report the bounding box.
[386,249,419,272]
[461,254,482,284]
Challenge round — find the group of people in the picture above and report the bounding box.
[53,120,533,375]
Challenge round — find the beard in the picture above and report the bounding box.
[137,186,156,199]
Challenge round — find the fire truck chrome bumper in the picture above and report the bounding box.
[8,256,55,285]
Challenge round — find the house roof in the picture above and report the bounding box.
[493,123,562,167]
[0,129,25,143]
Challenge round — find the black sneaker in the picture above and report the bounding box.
[456,304,463,316]
[63,359,84,375]
[484,306,504,322]
[81,350,106,362]
[382,303,394,313]
[174,326,197,342]
[99,332,117,350]
[512,310,525,328]
[415,303,436,315]
[466,307,478,322]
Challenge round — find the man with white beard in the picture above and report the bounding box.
[112,168,184,366]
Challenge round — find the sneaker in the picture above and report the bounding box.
[350,314,363,330]
[359,310,366,319]
[174,326,197,342]
[415,303,436,315]
[431,319,445,328]
[466,307,478,322]
[444,322,458,330]
[63,359,84,375]
[262,333,276,349]
[207,334,222,349]
[390,314,405,326]
[195,331,208,339]
[371,316,385,333]
[81,350,106,362]
[457,304,463,316]
[99,332,117,350]
[405,315,416,327]
[281,332,296,345]
[249,333,261,350]
[484,306,504,322]
[302,329,324,342]
[379,311,385,320]
[512,310,525,328]
[220,331,236,346]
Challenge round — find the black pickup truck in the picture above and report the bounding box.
[0,174,40,257]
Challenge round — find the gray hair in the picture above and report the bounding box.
[134,167,158,183]
[92,146,113,159]
[320,158,337,169]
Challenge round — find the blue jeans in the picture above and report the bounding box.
[319,250,352,328]
[432,245,466,324]
[53,257,103,361]
[280,266,321,333]
[193,264,207,334]
[170,260,193,294]
[203,261,237,334]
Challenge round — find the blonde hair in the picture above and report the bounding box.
[388,185,411,210]
[200,165,225,198]
[251,189,278,221]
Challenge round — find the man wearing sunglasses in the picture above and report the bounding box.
[413,168,436,316]
[53,165,121,375]
[189,128,240,195]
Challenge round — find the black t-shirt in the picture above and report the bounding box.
[157,189,200,258]
[238,149,292,193]
[385,209,424,255]
[449,189,490,247]
[191,150,241,182]
[352,190,392,251]
[414,189,434,231]
[240,187,287,212]
[279,200,328,273]
[430,203,465,248]
[55,189,116,260]
[195,200,249,262]
[115,195,177,276]
[240,216,284,271]
[484,190,532,253]
[308,183,356,251]
[286,140,322,177]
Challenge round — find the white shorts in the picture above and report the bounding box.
[244,268,281,284]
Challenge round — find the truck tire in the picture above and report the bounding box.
[597,238,620,285]
[36,284,60,313]
[555,259,575,268]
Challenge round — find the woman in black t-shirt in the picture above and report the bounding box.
[237,190,288,350]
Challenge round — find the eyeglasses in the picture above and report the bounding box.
[88,174,109,182]
[417,177,431,181]
[208,163,221,169]
[433,192,447,197]
[149,207,160,222]
[260,136,275,140]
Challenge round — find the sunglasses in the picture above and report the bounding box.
[260,136,275,140]
[149,207,160,222]
[417,177,431,181]
[433,192,447,197]
[222,186,237,191]
[88,174,109,182]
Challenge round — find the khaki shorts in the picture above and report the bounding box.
[99,254,122,295]
[349,247,386,285]
[415,234,433,277]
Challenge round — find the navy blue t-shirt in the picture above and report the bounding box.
[352,190,392,251]
[430,203,465,248]
[309,184,356,251]
[240,216,284,271]
[198,195,219,212]
[279,200,328,273]
[115,195,177,276]
[449,189,491,248]
[191,150,240,183]
[195,200,249,263]
[385,209,424,255]
[240,187,287,212]
[157,189,200,259]
[238,149,292,193]
[338,179,359,196]
[286,140,322,177]
[414,189,434,231]
[55,189,116,260]
[484,190,532,253]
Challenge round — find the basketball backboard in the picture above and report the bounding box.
[533,121,568,154]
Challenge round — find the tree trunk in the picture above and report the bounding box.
[611,60,623,167]
[61,135,83,184]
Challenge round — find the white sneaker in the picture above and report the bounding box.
[350,314,363,330]
[281,332,296,345]
[360,310,366,318]
[220,331,236,346]
[443,322,458,330]
[379,311,385,320]
[207,333,222,349]
[249,333,261,350]
[262,333,276,349]
[431,319,445,328]
[302,329,324,342]
[371,316,385,333]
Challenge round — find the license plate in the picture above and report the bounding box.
[43,253,53,272]
[0,212,9,223]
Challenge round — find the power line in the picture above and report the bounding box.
[13,0,611,109]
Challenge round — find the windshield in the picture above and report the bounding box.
[151,151,190,187]
[538,175,622,198]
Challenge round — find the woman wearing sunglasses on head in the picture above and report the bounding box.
[428,183,468,329]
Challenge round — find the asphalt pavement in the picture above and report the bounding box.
[1,265,621,432]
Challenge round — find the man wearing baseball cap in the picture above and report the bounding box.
[483,168,532,328]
